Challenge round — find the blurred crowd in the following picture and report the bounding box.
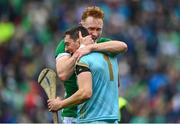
[0,0,180,123]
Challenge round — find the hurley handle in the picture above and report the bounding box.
[52,112,59,124]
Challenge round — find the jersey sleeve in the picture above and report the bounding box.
[97,37,111,43]
[75,55,91,75]
[55,39,71,59]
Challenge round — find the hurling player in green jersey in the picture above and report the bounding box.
[54,6,127,123]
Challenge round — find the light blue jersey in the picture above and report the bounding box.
[76,52,119,123]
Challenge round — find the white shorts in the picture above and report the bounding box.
[62,117,77,124]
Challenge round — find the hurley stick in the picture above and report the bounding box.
[38,68,59,123]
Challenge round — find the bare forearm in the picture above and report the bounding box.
[47,89,88,111]
[60,89,89,109]
[48,68,92,111]
[90,41,128,54]
[60,72,92,109]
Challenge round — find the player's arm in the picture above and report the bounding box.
[56,52,79,81]
[77,34,128,58]
[59,71,92,108]
[55,35,93,81]
[76,40,127,59]
[90,40,128,54]
[55,40,81,81]
[48,63,92,111]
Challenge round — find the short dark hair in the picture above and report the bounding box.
[65,26,89,41]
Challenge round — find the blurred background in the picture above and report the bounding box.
[0,0,180,123]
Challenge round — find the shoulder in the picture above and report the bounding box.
[56,39,65,51]
[55,39,65,58]
[79,52,102,62]
[97,37,111,43]
[81,52,101,58]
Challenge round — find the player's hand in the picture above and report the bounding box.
[79,31,94,45]
[75,45,93,60]
[48,97,62,112]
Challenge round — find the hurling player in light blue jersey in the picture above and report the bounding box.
[76,51,119,123]
[48,26,127,123]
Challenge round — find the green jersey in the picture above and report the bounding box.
[55,37,111,117]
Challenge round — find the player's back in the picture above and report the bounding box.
[55,37,112,118]
[77,52,119,123]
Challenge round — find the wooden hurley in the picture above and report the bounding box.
[38,68,59,124]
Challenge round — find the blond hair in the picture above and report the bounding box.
[81,6,104,20]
